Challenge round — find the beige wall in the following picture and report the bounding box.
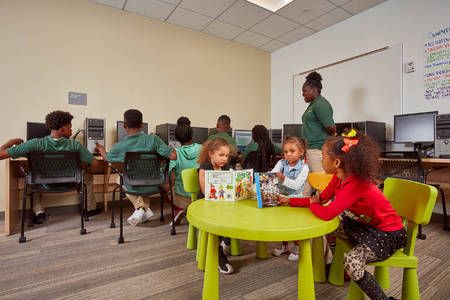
[0,0,270,212]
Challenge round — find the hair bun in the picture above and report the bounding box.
[306,71,322,82]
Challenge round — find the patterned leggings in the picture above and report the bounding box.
[344,244,377,281]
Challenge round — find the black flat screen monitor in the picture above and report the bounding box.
[26,122,50,140]
[117,121,148,142]
[192,127,208,144]
[394,111,438,143]
[234,130,252,151]
[283,124,302,140]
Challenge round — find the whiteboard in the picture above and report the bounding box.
[293,43,403,139]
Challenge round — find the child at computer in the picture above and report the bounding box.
[242,125,282,171]
[0,111,101,224]
[166,122,202,225]
[271,136,309,261]
[95,109,177,227]
[197,137,235,274]
[279,134,406,300]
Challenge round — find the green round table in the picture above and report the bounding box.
[187,199,339,300]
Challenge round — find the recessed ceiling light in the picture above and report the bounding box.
[246,0,294,12]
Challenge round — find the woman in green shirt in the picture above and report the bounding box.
[301,71,336,196]
[242,125,281,171]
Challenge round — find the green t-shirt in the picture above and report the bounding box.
[7,136,94,164]
[106,133,173,194]
[301,95,335,149]
[207,132,237,149]
[169,143,202,198]
[242,141,282,160]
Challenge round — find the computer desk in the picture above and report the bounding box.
[4,156,117,236]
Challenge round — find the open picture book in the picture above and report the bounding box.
[255,172,281,208]
[204,169,253,201]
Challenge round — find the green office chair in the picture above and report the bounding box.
[328,178,438,300]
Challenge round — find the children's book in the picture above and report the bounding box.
[255,172,281,208]
[204,169,253,201]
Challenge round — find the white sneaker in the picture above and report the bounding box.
[142,207,154,223]
[221,240,230,255]
[127,209,145,227]
[273,243,290,257]
[288,245,299,262]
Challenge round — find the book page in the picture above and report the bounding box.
[205,171,235,201]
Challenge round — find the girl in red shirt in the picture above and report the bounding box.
[279,134,406,300]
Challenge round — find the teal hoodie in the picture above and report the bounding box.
[169,143,202,198]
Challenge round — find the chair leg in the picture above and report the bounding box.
[347,280,366,300]
[402,268,420,300]
[438,187,450,231]
[187,224,197,249]
[417,225,426,240]
[83,183,89,221]
[256,241,267,259]
[374,266,390,290]
[328,239,345,286]
[160,193,165,222]
[230,238,242,256]
[19,184,28,243]
[80,183,87,235]
[170,190,176,236]
[118,187,124,244]
[28,192,34,227]
[110,185,119,228]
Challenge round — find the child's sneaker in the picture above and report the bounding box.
[127,208,145,226]
[218,246,234,274]
[220,238,230,255]
[142,207,154,223]
[273,243,290,257]
[288,245,299,262]
[169,208,185,227]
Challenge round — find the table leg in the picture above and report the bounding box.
[230,238,241,256]
[256,241,268,259]
[312,236,326,282]
[198,230,208,271]
[298,239,315,300]
[203,233,219,300]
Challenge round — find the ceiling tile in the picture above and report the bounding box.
[341,0,386,15]
[251,14,299,39]
[233,30,272,48]
[203,20,245,40]
[167,7,213,31]
[259,40,286,52]
[160,0,181,5]
[277,25,315,44]
[327,0,352,6]
[125,0,175,21]
[218,0,272,29]
[91,0,125,9]
[179,0,236,18]
[306,7,351,31]
[277,0,336,24]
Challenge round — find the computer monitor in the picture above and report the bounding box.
[26,122,50,140]
[192,127,208,144]
[394,111,438,143]
[234,130,252,151]
[116,121,148,142]
[283,124,302,140]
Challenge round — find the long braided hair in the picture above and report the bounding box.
[252,125,274,171]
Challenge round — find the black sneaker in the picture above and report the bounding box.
[86,208,102,217]
[33,212,46,224]
[218,246,234,274]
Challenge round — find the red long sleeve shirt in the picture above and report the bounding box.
[290,174,403,231]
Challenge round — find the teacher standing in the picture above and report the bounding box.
[301,71,336,196]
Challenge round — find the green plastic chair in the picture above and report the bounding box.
[181,168,201,251]
[328,177,438,300]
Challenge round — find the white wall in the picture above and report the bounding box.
[271,0,450,128]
